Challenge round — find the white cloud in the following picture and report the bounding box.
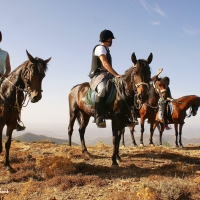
[139,0,149,11]
[151,21,160,26]
[154,4,165,17]
[182,26,200,36]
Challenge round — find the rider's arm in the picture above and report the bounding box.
[99,54,121,78]
[3,53,11,77]
[151,68,163,82]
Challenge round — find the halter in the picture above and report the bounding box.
[0,62,43,111]
[131,66,150,91]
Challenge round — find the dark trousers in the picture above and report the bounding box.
[160,101,168,126]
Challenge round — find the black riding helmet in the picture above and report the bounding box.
[99,29,115,42]
[163,76,170,85]
[0,31,2,42]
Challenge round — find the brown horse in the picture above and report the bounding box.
[121,77,168,146]
[68,53,152,167]
[154,95,200,147]
[0,50,51,171]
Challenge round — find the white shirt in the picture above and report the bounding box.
[94,45,107,57]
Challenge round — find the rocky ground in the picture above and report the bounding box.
[0,140,200,200]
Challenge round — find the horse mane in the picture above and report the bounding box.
[177,95,197,101]
[8,58,48,78]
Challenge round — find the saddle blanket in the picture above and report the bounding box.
[158,102,174,120]
[85,80,116,106]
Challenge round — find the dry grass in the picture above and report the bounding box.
[0,140,200,199]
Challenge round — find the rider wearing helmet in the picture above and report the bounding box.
[89,29,122,128]
[0,31,26,131]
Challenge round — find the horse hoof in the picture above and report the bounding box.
[179,145,184,148]
[133,144,138,147]
[6,166,15,173]
[121,145,125,148]
[150,143,155,147]
[111,164,119,169]
[83,151,92,158]
[117,158,123,162]
[140,144,144,147]
[175,145,179,148]
[159,145,163,147]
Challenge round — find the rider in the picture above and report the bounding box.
[0,31,26,131]
[89,29,121,127]
[152,68,173,130]
[159,76,174,130]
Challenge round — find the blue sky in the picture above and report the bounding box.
[0,0,200,137]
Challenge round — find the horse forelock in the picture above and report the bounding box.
[34,57,48,73]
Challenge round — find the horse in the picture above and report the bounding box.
[68,52,152,167]
[0,50,51,171]
[153,95,200,147]
[121,77,168,147]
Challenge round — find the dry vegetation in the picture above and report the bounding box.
[0,140,200,200]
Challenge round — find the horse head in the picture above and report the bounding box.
[24,50,51,103]
[191,96,200,116]
[153,77,168,99]
[130,52,152,104]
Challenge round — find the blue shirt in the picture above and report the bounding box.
[0,48,8,75]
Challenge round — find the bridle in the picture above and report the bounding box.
[0,62,43,111]
[131,66,149,91]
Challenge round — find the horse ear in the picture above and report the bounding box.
[147,53,153,64]
[44,57,51,64]
[26,50,37,64]
[131,52,137,65]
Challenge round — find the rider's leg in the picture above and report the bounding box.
[160,101,171,130]
[95,80,106,128]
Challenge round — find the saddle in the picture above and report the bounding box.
[85,79,117,106]
[158,101,174,122]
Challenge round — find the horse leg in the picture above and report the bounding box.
[78,112,90,155]
[111,118,120,168]
[116,130,123,162]
[130,126,137,146]
[149,121,157,146]
[158,123,165,146]
[174,123,179,147]
[121,128,125,147]
[179,123,184,148]
[4,126,15,172]
[68,108,78,146]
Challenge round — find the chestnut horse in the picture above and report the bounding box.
[121,77,168,146]
[154,95,200,147]
[0,51,51,171]
[68,53,152,167]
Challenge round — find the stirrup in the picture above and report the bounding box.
[16,121,26,131]
[96,117,106,128]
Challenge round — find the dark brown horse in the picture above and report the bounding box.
[153,95,200,147]
[0,51,51,171]
[68,53,152,167]
[121,78,168,147]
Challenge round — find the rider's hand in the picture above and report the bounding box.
[116,75,122,78]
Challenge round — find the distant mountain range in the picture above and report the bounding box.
[2,130,200,147]
[2,132,78,145]
[86,133,200,147]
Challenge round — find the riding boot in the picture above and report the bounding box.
[95,96,106,128]
[15,121,26,131]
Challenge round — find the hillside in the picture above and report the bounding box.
[11,132,78,145]
[0,140,200,199]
